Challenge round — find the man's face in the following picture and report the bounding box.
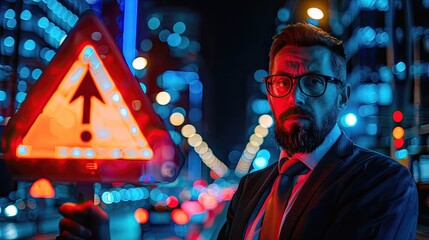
[267,45,348,155]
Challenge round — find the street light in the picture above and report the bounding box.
[307,7,324,20]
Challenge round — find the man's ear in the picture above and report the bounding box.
[338,84,351,110]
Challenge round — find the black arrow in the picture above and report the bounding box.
[69,71,105,124]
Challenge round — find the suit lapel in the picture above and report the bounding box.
[230,164,278,239]
[279,132,354,239]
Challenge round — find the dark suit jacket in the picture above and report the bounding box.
[218,133,418,240]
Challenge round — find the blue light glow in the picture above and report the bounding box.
[188,41,201,53]
[359,84,378,104]
[162,71,186,90]
[0,91,7,101]
[254,69,268,82]
[149,188,163,202]
[142,150,152,158]
[358,104,379,117]
[167,33,182,47]
[159,30,171,42]
[173,22,186,34]
[119,189,130,201]
[101,192,114,204]
[17,81,27,91]
[360,0,376,9]
[4,205,18,217]
[189,108,202,123]
[71,148,81,157]
[140,39,153,51]
[7,19,17,29]
[16,92,27,103]
[153,104,170,119]
[112,93,120,102]
[345,113,357,126]
[366,123,378,135]
[361,26,376,45]
[139,82,147,93]
[18,145,28,155]
[112,149,122,158]
[32,68,42,80]
[131,126,138,134]
[169,130,183,145]
[253,157,269,170]
[111,191,121,203]
[189,80,203,94]
[44,50,55,61]
[394,149,408,159]
[20,10,32,20]
[277,8,290,22]
[19,67,30,79]
[4,36,15,47]
[148,17,161,30]
[85,149,95,158]
[375,32,389,44]
[378,66,393,82]
[256,149,271,159]
[395,62,406,72]
[38,17,49,29]
[5,9,15,19]
[378,83,392,105]
[172,107,186,116]
[23,39,36,51]
[166,89,180,103]
[251,99,270,114]
[123,0,138,72]
[177,36,190,49]
[119,107,128,117]
[307,18,319,26]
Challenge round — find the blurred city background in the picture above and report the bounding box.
[1,0,429,239]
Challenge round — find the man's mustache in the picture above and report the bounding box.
[279,107,314,122]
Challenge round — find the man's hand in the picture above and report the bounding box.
[57,201,110,240]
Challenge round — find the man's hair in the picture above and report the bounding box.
[269,22,347,82]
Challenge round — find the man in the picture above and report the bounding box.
[217,22,418,239]
[57,23,418,240]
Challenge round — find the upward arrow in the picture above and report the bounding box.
[69,71,105,124]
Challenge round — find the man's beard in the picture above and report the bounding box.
[274,107,338,156]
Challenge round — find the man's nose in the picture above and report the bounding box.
[287,83,305,106]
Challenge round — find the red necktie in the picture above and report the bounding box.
[260,158,308,239]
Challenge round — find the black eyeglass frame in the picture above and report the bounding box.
[263,73,343,98]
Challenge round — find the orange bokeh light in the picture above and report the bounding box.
[29,178,55,198]
[392,126,405,139]
[171,209,190,225]
[134,208,149,224]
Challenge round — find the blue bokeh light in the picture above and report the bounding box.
[148,17,161,30]
[23,39,36,51]
[277,8,290,22]
[167,33,182,47]
[140,39,153,51]
[254,69,268,83]
[173,22,186,34]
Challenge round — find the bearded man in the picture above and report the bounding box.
[217,22,418,240]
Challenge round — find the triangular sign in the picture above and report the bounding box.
[2,11,183,183]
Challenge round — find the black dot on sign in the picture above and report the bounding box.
[81,131,92,142]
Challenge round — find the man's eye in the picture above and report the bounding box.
[274,81,287,87]
[306,77,324,86]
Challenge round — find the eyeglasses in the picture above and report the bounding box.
[263,73,343,98]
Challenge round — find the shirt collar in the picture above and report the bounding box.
[278,123,341,171]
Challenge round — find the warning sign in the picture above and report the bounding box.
[2,11,183,183]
